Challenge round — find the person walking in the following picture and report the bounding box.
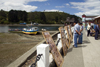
[78,23,83,44]
[95,23,99,40]
[87,22,91,36]
[73,22,81,48]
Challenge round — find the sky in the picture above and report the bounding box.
[0,0,100,18]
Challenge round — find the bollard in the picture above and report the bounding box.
[37,44,49,67]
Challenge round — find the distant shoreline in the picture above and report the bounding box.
[0,24,64,26]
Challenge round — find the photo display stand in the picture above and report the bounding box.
[64,26,71,45]
[59,27,70,56]
[42,31,64,67]
[69,25,73,41]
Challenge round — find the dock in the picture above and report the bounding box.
[7,29,100,67]
[62,30,100,67]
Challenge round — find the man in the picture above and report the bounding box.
[73,21,81,48]
[95,23,99,40]
[78,23,83,44]
[94,23,96,30]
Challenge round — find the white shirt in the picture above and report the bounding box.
[87,24,91,30]
[74,24,80,34]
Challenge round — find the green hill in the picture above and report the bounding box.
[28,12,81,24]
[0,10,81,24]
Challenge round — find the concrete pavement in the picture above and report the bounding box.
[62,30,100,67]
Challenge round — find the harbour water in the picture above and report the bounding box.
[0,26,9,33]
[0,26,60,33]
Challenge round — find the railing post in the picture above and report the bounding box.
[37,44,49,67]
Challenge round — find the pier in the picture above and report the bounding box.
[6,27,100,67]
[62,30,100,67]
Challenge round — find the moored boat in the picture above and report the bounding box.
[23,27,38,34]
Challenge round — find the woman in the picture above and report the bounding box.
[87,22,91,36]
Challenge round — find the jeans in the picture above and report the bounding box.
[74,33,79,47]
[95,31,99,39]
[87,30,90,36]
[78,33,83,44]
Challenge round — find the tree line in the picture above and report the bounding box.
[0,9,81,24]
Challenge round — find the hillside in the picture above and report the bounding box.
[0,10,81,24]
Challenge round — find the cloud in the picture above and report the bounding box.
[55,6,65,8]
[70,0,100,17]
[0,0,47,12]
[55,3,69,8]
[66,3,69,6]
[44,9,63,12]
[45,3,50,5]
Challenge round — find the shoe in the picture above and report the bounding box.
[74,46,77,48]
[77,42,82,44]
[73,45,77,48]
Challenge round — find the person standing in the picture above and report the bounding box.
[78,23,83,44]
[95,23,99,40]
[87,22,91,36]
[94,23,96,30]
[73,22,81,48]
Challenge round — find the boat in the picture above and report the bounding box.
[22,27,38,34]
[22,28,27,33]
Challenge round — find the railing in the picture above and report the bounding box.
[29,25,73,67]
[7,25,74,67]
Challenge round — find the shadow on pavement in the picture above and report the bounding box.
[82,40,90,44]
[68,47,73,53]
[77,45,87,48]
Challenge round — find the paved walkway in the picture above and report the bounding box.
[62,30,100,67]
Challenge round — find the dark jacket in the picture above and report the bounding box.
[95,25,99,32]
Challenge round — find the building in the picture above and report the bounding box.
[82,14,98,27]
[93,16,100,27]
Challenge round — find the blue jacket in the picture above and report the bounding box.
[94,24,96,30]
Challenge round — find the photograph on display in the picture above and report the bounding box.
[42,31,64,67]
[59,27,69,55]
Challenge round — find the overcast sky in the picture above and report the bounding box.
[0,0,100,17]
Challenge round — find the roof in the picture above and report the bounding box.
[93,16,100,20]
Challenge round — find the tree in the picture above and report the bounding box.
[8,10,28,23]
[55,16,58,22]
[0,9,7,24]
[40,12,46,23]
[8,10,19,23]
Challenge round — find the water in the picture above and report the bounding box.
[0,26,9,33]
[0,26,60,33]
